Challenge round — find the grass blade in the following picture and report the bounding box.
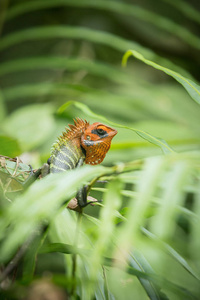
[0,57,127,84]
[0,26,192,78]
[0,165,109,262]
[122,50,200,105]
[5,0,200,49]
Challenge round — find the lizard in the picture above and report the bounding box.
[41,118,117,209]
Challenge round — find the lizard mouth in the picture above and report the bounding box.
[83,133,117,165]
[109,128,118,137]
[81,122,118,165]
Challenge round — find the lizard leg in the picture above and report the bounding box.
[21,165,41,188]
[75,157,89,207]
[70,157,101,208]
[76,185,102,208]
[21,159,50,186]
[17,165,41,189]
[40,160,50,178]
[76,185,88,208]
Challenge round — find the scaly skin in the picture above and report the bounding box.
[49,119,88,173]
[44,118,117,208]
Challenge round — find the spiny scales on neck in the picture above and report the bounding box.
[49,118,89,173]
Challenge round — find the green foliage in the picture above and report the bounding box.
[0,0,200,299]
[122,50,200,105]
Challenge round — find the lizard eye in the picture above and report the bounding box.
[97,128,106,135]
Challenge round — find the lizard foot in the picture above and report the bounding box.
[67,196,101,212]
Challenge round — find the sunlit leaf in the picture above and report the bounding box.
[3,104,55,151]
[0,136,21,156]
[122,50,200,105]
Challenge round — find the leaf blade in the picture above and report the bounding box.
[122,50,200,105]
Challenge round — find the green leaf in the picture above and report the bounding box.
[22,228,48,283]
[129,252,169,300]
[84,179,122,298]
[122,50,200,105]
[0,156,33,201]
[58,100,175,154]
[0,57,127,84]
[0,91,6,121]
[150,160,190,239]
[3,104,55,151]
[162,0,200,24]
[39,242,80,255]
[0,26,152,57]
[0,156,31,179]
[0,26,191,78]
[142,227,200,281]
[0,136,21,156]
[5,0,200,50]
[116,156,167,252]
[0,164,109,262]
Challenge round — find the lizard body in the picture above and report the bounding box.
[49,118,117,171]
[43,118,117,208]
[49,119,87,173]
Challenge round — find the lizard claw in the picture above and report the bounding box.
[86,196,102,206]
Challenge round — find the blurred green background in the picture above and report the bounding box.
[0,0,200,166]
[0,1,200,299]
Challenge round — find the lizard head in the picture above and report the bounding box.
[81,122,117,165]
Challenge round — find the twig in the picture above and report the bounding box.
[0,236,33,283]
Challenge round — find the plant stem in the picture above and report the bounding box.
[71,211,82,296]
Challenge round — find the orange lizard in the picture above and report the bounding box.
[41,118,117,209]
